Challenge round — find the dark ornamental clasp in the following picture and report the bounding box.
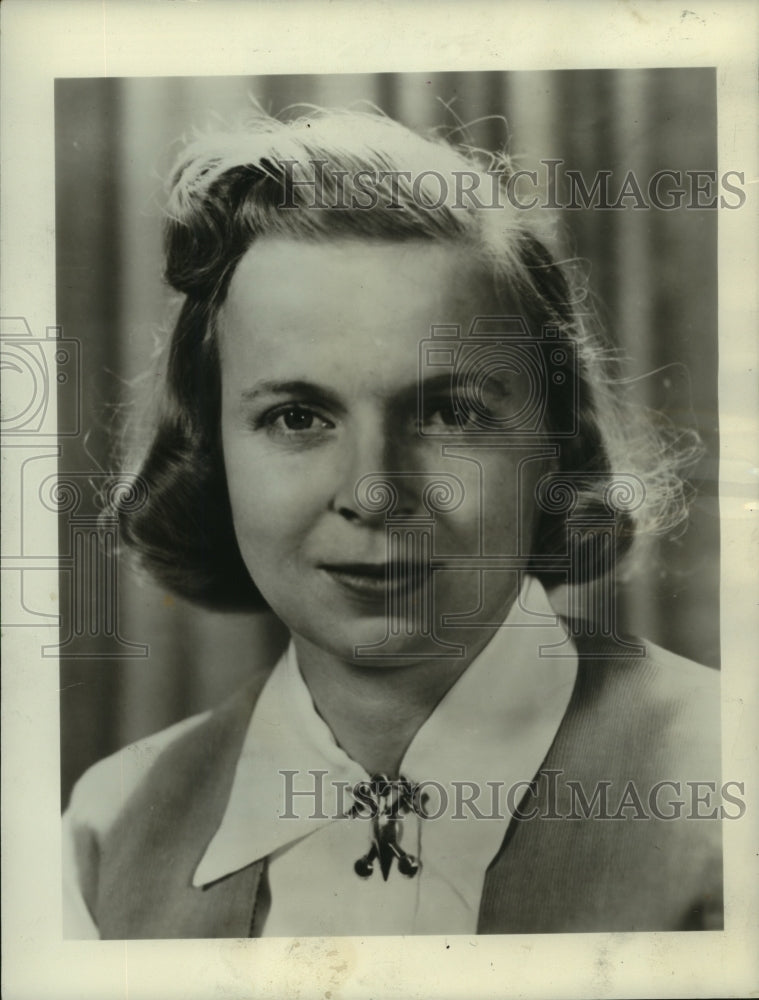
[351,774,423,881]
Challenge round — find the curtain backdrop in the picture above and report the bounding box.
[57,70,719,805]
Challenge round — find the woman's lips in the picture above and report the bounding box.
[320,562,432,598]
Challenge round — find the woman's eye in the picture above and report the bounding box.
[439,404,467,427]
[422,381,515,433]
[423,398,475,431]
[262,404,333,437]
[280,407,316,431]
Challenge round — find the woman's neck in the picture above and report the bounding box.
[292,628,498,777]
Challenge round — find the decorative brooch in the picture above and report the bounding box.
[351,774,425,881]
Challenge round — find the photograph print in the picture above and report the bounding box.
[55,69,727,939]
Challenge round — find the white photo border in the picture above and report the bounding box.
[1,1,757,998]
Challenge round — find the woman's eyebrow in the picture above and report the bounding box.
[239,379,343,407]
[240,374,490,416]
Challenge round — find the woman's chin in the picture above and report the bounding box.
[280,575,515,668]
[295,614,471,669]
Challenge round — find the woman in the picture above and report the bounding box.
[62,109,722,938]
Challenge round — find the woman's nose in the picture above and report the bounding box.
[329,421,418,524]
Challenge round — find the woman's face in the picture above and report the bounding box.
[219,236,547,665]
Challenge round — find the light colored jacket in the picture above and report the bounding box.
[65,632,723,937]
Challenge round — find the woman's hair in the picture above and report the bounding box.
[112,107,699,611]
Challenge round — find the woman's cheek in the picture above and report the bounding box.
[226,452,329,548]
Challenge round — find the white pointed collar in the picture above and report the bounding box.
[193,577,577,891]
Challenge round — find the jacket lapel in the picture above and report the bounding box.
[96,677,269,939]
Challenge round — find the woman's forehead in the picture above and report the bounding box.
[217,239,540,411]
[219,238,503,379]
[223,236,500,331]
[230,234,490,289]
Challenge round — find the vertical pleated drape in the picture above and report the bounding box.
[57,70,718,805]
